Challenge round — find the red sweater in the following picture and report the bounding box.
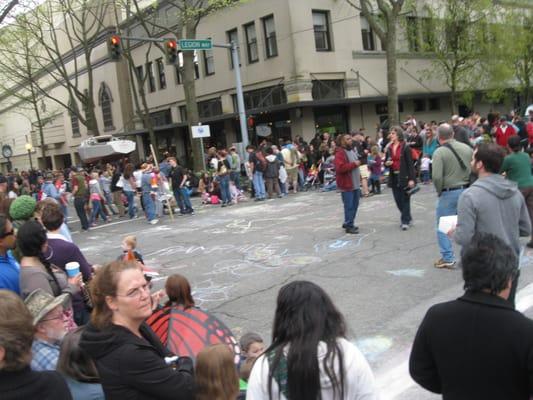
[495,125,516,147]
[334,147,359,191]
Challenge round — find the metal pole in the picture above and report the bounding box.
[200,137,206,171]
[231,41,249,148]
[27,150,33,170]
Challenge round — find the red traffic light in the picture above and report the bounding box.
[166,39,177,49]
[110,35,121,46]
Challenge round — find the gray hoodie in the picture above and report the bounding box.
[455,174,531,258]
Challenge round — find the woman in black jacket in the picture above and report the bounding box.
[385,126,416,231]
[79,261,194,400]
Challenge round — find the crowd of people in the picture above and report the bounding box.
[0,108,533,399]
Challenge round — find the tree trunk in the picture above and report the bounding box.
[182,21,204,172]
[28,81,46,164]
[386,21,399,127]
[85,97,100,136]
[140,90,158,160]
[450,74,458,114]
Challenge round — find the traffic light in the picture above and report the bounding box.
[107,35,122,61]
[164,39,178,64]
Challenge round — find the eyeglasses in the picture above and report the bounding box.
[0,228,15,238]
[116,283,150,299]
[40,314,63,323]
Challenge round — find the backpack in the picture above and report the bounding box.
[255,151,267,172]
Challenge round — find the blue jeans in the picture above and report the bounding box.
[230,171,241,190]
[173,187,193,213]
[341,189,360,228]
[421,170,430,183]
[90,200,107,224]
[142,192,156,221]
[219,175,231,204]
[124,190,136,218]
[390,174,412,225]
[436,189,463,262]
[253,171,266,199]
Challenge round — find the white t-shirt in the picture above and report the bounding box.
[420,157,431,171]
[246,338,377,400]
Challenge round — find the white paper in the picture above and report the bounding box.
[438,215,458,234]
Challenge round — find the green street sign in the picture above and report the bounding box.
[179,39,213,50]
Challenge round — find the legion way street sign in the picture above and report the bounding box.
[179,39,213,50]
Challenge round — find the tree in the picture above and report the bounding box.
[346,0,406,126]
[418,0,493,114]
[0,0,19,25]
[131,0,241,171]
[12,0,116,136]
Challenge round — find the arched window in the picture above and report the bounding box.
[99,83,114,131]
[69,99,80,137]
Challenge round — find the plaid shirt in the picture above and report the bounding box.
[31,338,60,371]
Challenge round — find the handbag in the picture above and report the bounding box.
[116,176,124,188]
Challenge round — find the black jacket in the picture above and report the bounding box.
[170,166,186,189]
[409,291,533,400]
[0,368,72,400]
[80,322,194,400]
[385,142,416,189]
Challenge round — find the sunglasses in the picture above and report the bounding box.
[0,228,15,238]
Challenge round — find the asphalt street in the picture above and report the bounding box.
[68,185,533,400]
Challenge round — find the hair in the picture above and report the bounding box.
[474,143,506,173]
[164,274,195,309]
[246,145,256,151]
[266,281,346,400]
[0,290,34,371]
[437,123,454,141]
[507,135,522,153]
[123,235,137,249]
[40,202,64,231]
[168,157,177,163]
[370,145,379,156]
[462,233,518,295]
[390,126,405,141]
[123,163,134,180]
[57,327,100,383]
[90,261,140,329]
[335,133,349,147]
[0,213,9,237]
[195,344,239,400]
[240,332,264,353]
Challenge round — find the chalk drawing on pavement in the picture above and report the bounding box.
[192,279,234,306]
[313,229,376,254]
[520,247,533,268]
[386,269,426,278]
[353,335,393,362]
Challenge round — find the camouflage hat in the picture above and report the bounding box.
[24,289,69,325]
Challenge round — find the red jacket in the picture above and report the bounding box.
[334,147,359,191]
[495,125,516,147]
[527,122,533,145]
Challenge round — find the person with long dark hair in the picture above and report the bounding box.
[246,281,377,400]
[384,126,416,230]
[121,163,137,219]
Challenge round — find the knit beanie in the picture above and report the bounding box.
[9,195,37,221]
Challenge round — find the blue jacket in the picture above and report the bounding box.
[42,181,60,200]
[0,251,20,294]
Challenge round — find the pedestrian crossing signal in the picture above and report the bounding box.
[108,35,122,61]
[165,39,178,64]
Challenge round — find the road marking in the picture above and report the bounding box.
[377,282,533,399]
[71,217,142,234]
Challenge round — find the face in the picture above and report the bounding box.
[246,341,265,358]
[107,269,152,324]
[121,240,132,252]
[38,305,66,342]
[389,131,398,142]
[342,135,352,148]
[169,159,177,167]
[0,220,16,250]
[470,149,480,176]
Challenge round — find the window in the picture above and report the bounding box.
[360,16,375,51]
[419,17,435,51]
[203,44,215,76]
[428,98,440,111]
[146,62,156,92]
[135,65,144,82]
[406,16,420,52]
[197,98,222,119]
[194,51,200,79]
[226,28,240,69]
[232,85,287,111]
[375,102,404,114]
[69,100,80,137]
[179,105,188,122]
[413,99,425,112]
[156,58,166,90]
[244,22,258,63]
[149,109,172,127]
[313,10,332,51]
[99,83,114,131]
[262,15,278,58]
[311,80,344,100]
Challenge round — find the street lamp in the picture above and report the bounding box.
[25,142,33,170]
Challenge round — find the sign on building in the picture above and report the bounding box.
[191,125,211,138]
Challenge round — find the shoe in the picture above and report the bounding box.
[189,210,195,215]
[174,208,180,213]
[150,219,159,225]
[401,224,409,231]
[434,258,456,269]
[342,223,348,229]
[221,203,227,207]
[254,198,261,202]
[345,226,359,234]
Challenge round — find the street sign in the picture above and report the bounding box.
[191,125,211,138]
[179,39,212,50]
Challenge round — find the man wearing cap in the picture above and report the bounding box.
[0,215,18,294]
[495,116,517,148]
[24,289,69,371]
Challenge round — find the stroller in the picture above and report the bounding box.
[321,162,337,192]
[303,165,321,191]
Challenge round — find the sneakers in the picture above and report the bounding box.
[401,224,409,231]
[345,226,359,234]
[150,219,159,225]
[434,258,456,269]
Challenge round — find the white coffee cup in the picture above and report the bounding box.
[65,262,80,277]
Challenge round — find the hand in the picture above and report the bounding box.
[68,273,83,288]
[385,160,393,167]
[447,227,456,238]
[151,290,165,310]
[408,180,415,188]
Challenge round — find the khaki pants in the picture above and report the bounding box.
[265,178,281,198]
[112,191,125,217]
